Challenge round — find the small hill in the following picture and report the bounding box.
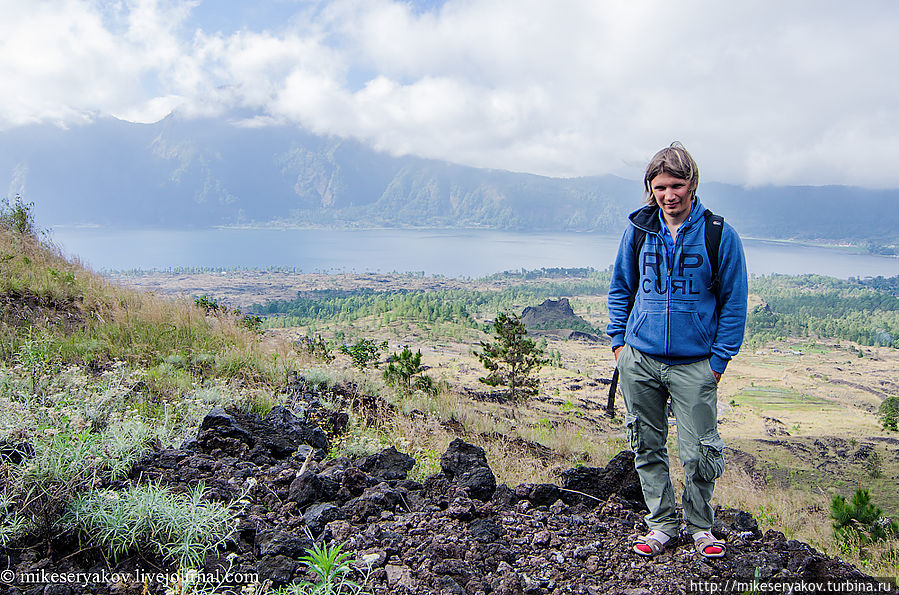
[113,388,876,594]
[521,297,602,341]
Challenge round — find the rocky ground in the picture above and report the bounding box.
[2,377,892,595]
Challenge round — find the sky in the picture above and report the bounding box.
[2,0,898,188]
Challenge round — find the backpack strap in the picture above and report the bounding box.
[628,227,647,316]
[703,209,724,302]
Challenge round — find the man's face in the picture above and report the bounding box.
[650,172,693,222]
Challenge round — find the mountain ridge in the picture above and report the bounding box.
[2,115,897,247]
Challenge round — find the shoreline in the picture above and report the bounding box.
[51,223,898,256]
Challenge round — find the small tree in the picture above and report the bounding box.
[339,338,387,370]
[0,195,35,236]
[297,334,335,363]
[383,346,436,395]
[477,312,548,402]
[878,397,899,431]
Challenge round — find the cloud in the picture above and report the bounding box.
[0,0,194,125]
[1,0,898,188]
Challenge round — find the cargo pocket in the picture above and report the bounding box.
[625,413,641,452]
[698,430,726,481]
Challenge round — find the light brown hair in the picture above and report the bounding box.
[643,141,699,205]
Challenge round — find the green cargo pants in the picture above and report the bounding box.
[616,344,726,536]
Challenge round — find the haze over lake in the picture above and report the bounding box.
[51,227,899,280]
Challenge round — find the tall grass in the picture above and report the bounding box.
[715,469,899,577]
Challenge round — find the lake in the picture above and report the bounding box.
[49,227,899,279]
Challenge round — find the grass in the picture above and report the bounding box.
[0,214,299,568]
[716,468,899,578]
[1,219,305,389]
[0,423,146,540]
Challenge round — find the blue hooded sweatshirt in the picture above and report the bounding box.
[606,199,748,373]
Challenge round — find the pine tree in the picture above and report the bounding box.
[878,397,899,431]
[383,346,436,395]
[831,487,898,546]
[477,312,548,402]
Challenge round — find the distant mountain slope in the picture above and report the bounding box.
[1,115,896,246]
[701,182,898,247]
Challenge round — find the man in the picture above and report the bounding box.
[606,142,748,558]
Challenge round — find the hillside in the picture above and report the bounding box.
[1,205,897,593]
[2,115,898,248]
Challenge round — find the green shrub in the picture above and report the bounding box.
[0,195,35,236]
[194,295,221,314]
[339,339,387,370]
[239,313,263,332]
[297,334,335,363]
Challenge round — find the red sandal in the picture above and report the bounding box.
[694,531,726,558]
[633,530,672,557]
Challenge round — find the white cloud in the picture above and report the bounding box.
[112,94,186,123]
[1,0,898,188]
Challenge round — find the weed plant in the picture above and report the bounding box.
[14,328,59,395]
[0,493,30,548]
[8,429,105,534]
[67,482,237,568]
[274,541,372,595]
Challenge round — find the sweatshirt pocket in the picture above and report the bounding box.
[626,308,667,353]
[669,311,712,356]
[630,312,648,338]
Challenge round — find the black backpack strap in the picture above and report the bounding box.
[703,209,724,301]
[628,227,647,316]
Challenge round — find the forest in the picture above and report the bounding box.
[251,269,899,350]
[255,269,612,331]
[747,274,899,348]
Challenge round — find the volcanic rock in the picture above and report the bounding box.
[559,449,645,507]
[439,438,497,501]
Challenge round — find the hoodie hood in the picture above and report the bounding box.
[629,198,707,235]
